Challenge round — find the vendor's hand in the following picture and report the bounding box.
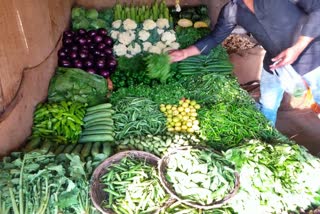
[169,49,187,63]
[269,47,300,70]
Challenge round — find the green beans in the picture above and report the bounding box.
[101,157,169,213]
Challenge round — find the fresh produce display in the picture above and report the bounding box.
[48,67,108,106]
[71,7,113,30]
[2,3,320,214]
[101,157,169,213]
[0,152,98,214]
[31,101,86,144]
[177,47,233,76]
[145,53,171,83]
[112,97,167,140]
[160,98,201,133]
[111,18,179,57]
[224,140,320,213]
[162,148,237,206]
[113,0,172,22]
[115,132,202,157]
[80,103,115,143]
[58,28,117,78]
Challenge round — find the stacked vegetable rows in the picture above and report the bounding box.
[1,1,320,214]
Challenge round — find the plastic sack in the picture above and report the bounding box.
[273,64,307,97]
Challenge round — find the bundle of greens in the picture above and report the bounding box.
[198,100,288,151]
[224,140,320,213]
[0,152,98,214]
[48,67,108,107]
[175,26,211,49]
[144,53,171,83]
[110,81,189,106]
[112,97,167,140]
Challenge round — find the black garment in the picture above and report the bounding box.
[194,0,320,75]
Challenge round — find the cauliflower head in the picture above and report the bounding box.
[113,43,128,56]
[148,45,162,54]
[143,19,157,30]
[155,41,167,50]
[157,28,165,35]
[161,30,177,45]
[156,18,170,29]
[142,42,152,52]
[128,42,142,56]
[123,19,137,31]
[138,30,151,42]
[169,42,180,50]
[112,20,122,29]
[110,30,120,40]
[118,31,135,45]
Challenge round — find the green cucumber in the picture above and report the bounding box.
[84,118,113,128]
[91,142,101,156]
[84,109,115,117]
[79,134,114,143]
[82,129,114,136]
[102,143,112,157]
[80,142,93,160]
[71,144,83,155]
[86,103,112,112]
[63,144,75,153]
[23,137,41,152]
[83,112,112,122]
[84,125,114,132]
[54,144,66,155]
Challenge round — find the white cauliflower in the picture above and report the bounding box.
[161,30,177,45]
[148,45,162,54]
[128,42,142,55]
[143,19,157,30]
[113,43,127,56]
[156,18,170,29]
[157,28,165,35]
[142,42,152,52]
[169,42,180,50]
[112,20,122,29]
[110,30,120,40]
[155,41,167,50]
[123,19,137,31]
[125,53,134,58]
[138,30,151,42]
[118,31,135,45]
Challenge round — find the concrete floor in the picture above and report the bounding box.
[230,46,320,156]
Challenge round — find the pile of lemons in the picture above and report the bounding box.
[160,98,201,133]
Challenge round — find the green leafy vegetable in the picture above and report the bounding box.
[144,53,171,83]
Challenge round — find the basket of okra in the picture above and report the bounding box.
[158,146,240,210]
[90,150,171,214]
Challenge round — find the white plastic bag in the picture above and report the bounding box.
[273,64,307,97]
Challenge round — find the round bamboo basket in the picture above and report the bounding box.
[158,147,240,210]
[90,150,160,214]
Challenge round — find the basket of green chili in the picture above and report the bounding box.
[158,146,240,210]
[90,150,170,214]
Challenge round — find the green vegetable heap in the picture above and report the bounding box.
[164,148,237,206]
[31,101,86,144]
[101,157,169,213]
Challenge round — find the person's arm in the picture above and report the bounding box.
[170,2,237,62]
[270,0,320,70]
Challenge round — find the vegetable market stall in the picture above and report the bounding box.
[0,1,320,214]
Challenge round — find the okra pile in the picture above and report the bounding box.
[101,157,169,213]
[164,148,237,206]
